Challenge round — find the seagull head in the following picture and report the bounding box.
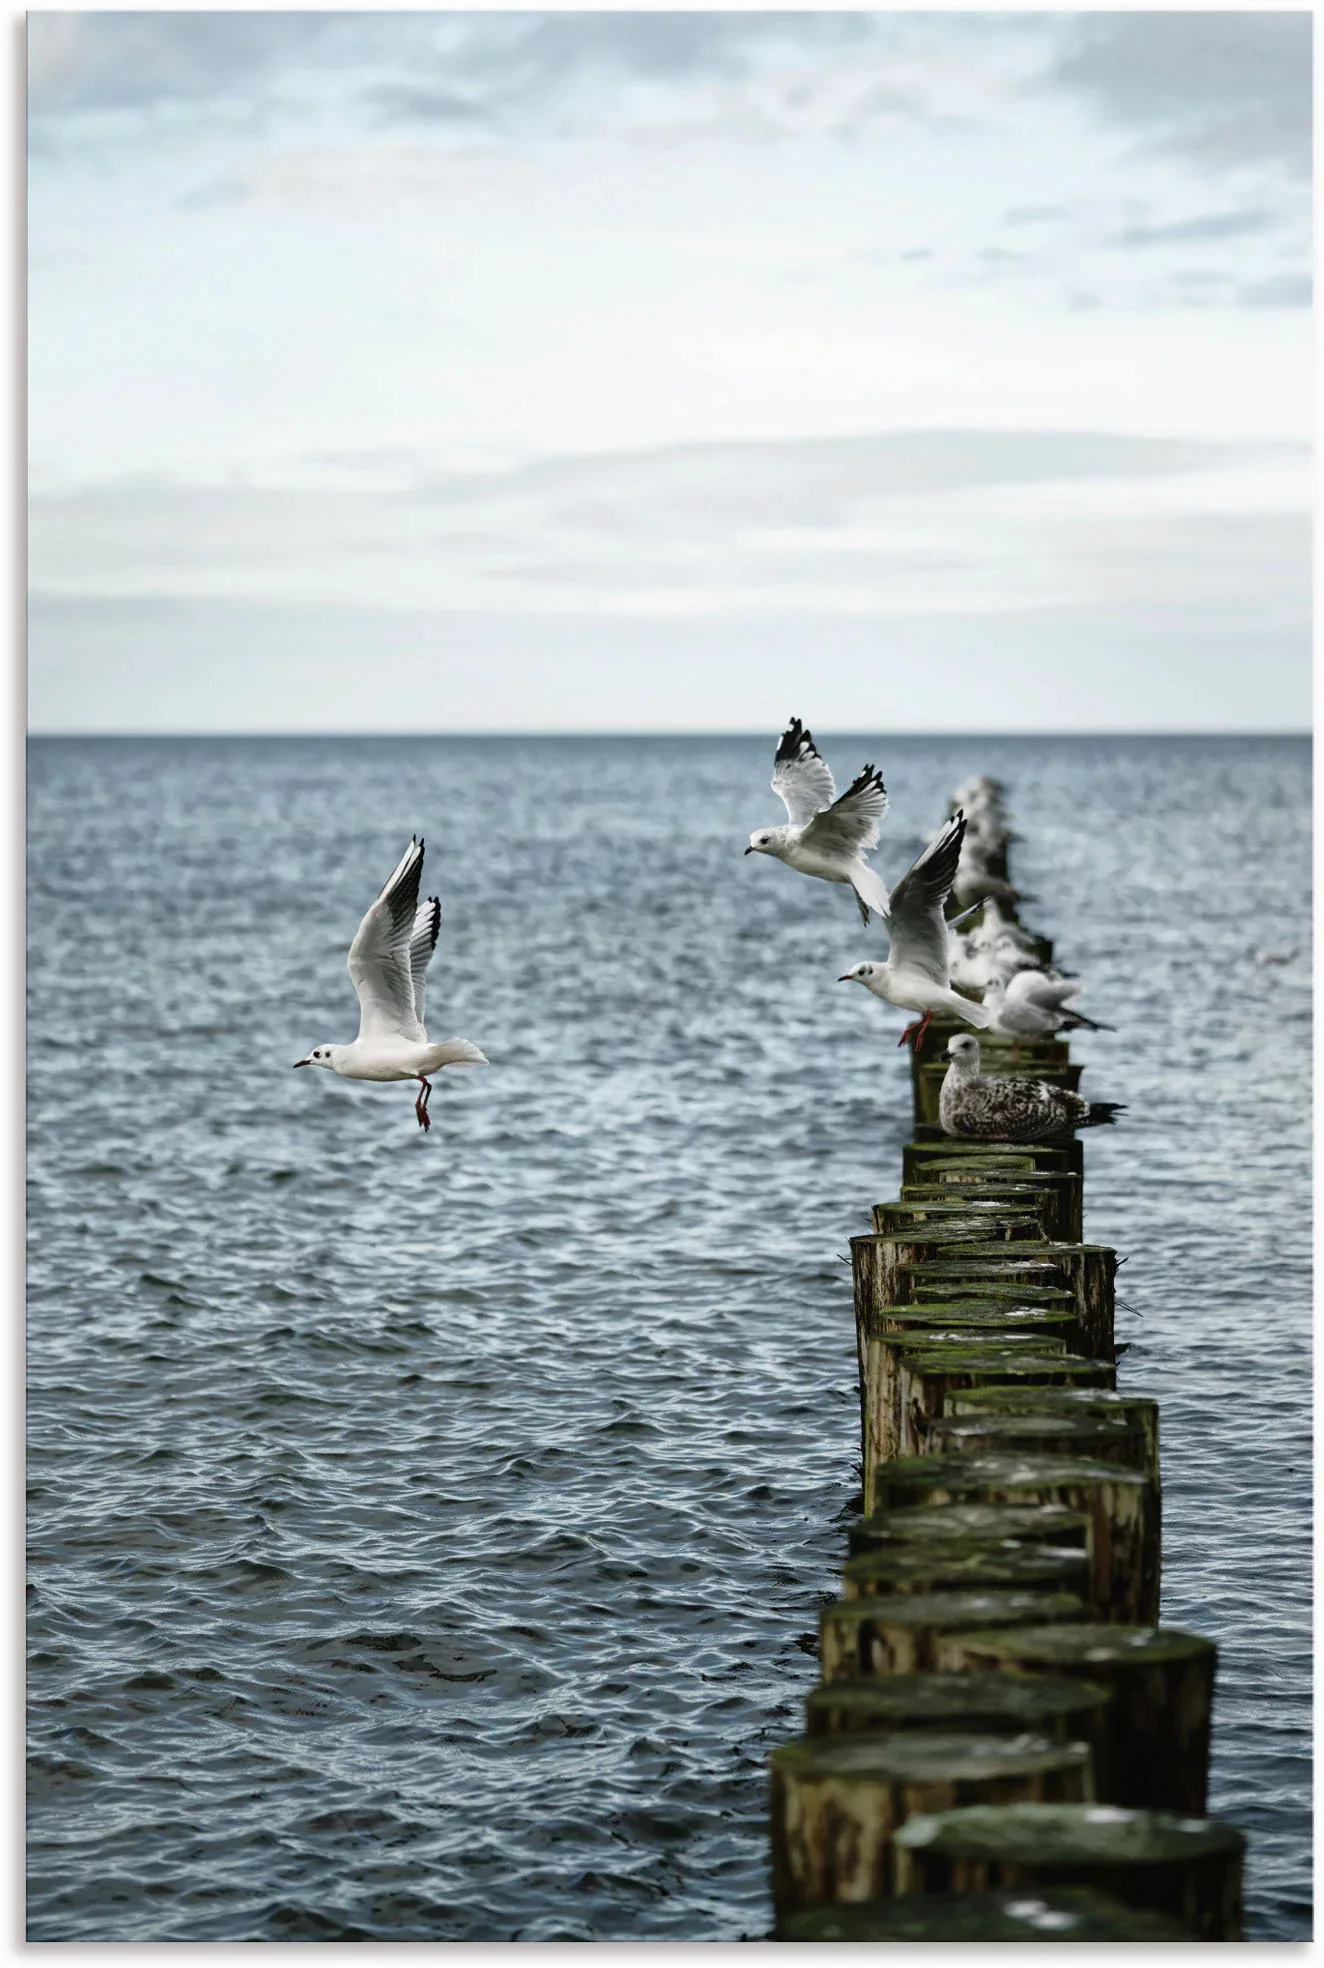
[947,1033,981,1067]
[838,962,877,985]
[745,829,777,857]
[293,1045,336,1071]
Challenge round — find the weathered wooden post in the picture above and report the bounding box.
[896,1171,1081,1243]
[922,1410,1148,1474]
[841,1541,1090,1601]
[903,1139,1082,1187]
[819,1587,1084,1680]
[933,1624,1214,1813]
[778,1886,1196,1942]
[945,1386,1159,1489]
[849,1500,1089,1560]
[892,1803,1243,1941]
[803,1671,1109,1745]
[892,1346,1115,1466]
[867,1454,1157,1624]
[770,1733,1093,1924]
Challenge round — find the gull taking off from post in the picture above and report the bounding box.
[983,971,1113,1041]
[294,837,488,1132]
[745,718,889,925]
[940,1033,1124,1140]
[838,813,994,1047]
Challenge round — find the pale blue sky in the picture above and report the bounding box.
[28,10,1313,732]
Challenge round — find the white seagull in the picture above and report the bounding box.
[294,836,488,1132]
[983,971,1112,1041]
[745,718,889,924]
[838,812,994,1047]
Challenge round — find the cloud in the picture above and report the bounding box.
[1107,206,1277,249]
[1047,12,1313,179]
[1238,272,1313,310]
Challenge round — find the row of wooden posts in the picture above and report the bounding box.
[765,831,1247,1943]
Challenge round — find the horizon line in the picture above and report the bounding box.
[25,727,1313,742]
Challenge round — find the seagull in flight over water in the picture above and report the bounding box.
[837,812,993,1048]
[294,837,488,1132]
[745,718,889,925]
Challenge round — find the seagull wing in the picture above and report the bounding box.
[799,764,889,857]
[771,718,837,826]
[883,811,966,984]
[408,896,442,1036]
[347,836,428,1044]
[1008,971,1080,1013]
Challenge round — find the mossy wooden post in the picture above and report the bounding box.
[877,1301,1082,1348]
[778,1886,1196,1942]
[842,1540,1090,1601]
[865,1340,1080,1504]
[804,1671,1109,1745]
[868,1454,1156,1625]
[872,1197,1043,1238]
[819,1587,1083,1680]
[849,1500,1090,1559]
[901,1244,1116,1363]
[904,1165,1078,1243]
[923,1410,1147,1475]
[903,1139,1081,1188]
[933,1624,1214,1813]
[946,1386,1159,1490]
[769,1733,1093,1923]
[892,1803,1243,1941]
[893,1346,1115,1469]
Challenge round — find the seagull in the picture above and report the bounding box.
[838,813,994,1047]
[745,718,889,924]
[939,1033,1125,1140]
[983,971,1113,1041]
[294,836,488,1132]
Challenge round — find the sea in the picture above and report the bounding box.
[26,733,1312,1941]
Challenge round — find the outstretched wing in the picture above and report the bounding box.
[800,764,889,857]
[884,811,965,984]
[771,718,836,826]
[347,837,427,1044]
[408,896,441,1036]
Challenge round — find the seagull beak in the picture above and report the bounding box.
[743,846,754,855]
[837,974,853,983]
[293,1057,311,1068]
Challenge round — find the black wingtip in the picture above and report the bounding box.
[775,716,819,765]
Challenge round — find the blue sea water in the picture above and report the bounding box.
[26,733,1311,1941]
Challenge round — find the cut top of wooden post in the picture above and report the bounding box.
[804,1670,1110,1740]
[778,1887,1196,1943]
[892,1800,1244,1870]
[850,1501,1091,1555]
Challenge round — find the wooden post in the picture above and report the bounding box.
[900,1169,1082,1244]
[842,1540,1090,1602]
[778,1887,1196,1942]
[872,1198,1044,1237]
[891,1803,1243,1941]
[868,1453,1157,1624]
[903,1140,1081,1187]
[933,1624,1214,1813]
[863,1338,1084,1504]
[770,1733,1093,1924]
[923,1410,1148,1475]
[850,1500,1089,1560]
[804,1670,1110,1744]
[891,1346,1114,1469]
[946,1386,1159,1489]
[819,1587,1084,1681]
[899,1245,1116,1363]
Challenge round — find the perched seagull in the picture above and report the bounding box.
[294,837,488,1132]
[940,1034,1124,1140]
[838,813,994,1047]
[745,718,889,924]
[983,971,1113,1041]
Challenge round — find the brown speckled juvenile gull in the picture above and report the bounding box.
[939,1034,1124,1141]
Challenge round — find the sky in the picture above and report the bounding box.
[27,8,1314,733]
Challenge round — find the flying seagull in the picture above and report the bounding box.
[294,836,487,1132]
[838,812,993,1047]
[939,1033,1124,1140]
[745,718,889,924]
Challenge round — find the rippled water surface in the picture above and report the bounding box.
[27,734,1311,1941]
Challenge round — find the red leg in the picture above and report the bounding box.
[415,1078,432,1132]
[897,1019,919,1048]
[913,1010,932,1049]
